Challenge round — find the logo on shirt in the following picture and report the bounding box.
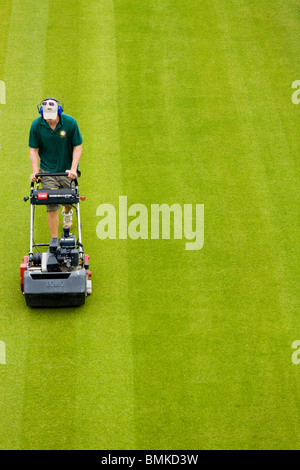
[60,130,66,137]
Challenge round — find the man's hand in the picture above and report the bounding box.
[66,169,77,180]
[30,173,41,183]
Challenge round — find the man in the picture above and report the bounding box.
[29,97,83,238]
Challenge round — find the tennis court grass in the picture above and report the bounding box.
[0,0,299,450]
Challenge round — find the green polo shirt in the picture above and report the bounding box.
[29,113,83,172]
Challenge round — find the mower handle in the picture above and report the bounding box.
[31,172,78,188]
[35,172,70,178]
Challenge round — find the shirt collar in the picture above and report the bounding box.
[40,115,63,129]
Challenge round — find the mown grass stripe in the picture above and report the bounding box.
[0,0,50,450]
[65,0,136,450]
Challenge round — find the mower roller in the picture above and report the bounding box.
[20,172,92,307]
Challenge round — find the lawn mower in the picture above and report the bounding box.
[20,172,92,307]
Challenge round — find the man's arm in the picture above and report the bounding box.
[29,147,39,182]
[66,144,82,179]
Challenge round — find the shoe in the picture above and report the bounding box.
[62,208,73,229]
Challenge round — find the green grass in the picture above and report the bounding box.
[0,0,299,450]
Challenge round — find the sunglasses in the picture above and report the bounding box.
[42,101,57,106]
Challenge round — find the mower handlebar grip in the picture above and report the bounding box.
[31,172,79,189]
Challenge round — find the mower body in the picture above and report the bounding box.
[23,269,87,307]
